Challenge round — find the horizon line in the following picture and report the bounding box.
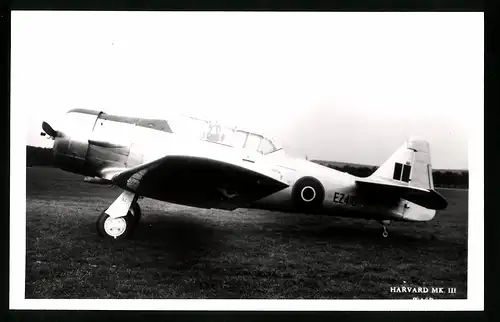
[25,144,469,172]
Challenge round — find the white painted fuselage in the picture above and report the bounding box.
[52,109,438,224]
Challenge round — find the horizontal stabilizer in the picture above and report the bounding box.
[356,177,448,210]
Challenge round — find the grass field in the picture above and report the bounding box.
[25,167,468,299]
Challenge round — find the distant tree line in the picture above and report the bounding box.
[26,146,468,189]
[332,165,378,178]
[312,160,468,189]
[432,171,468,189]
[27,146,54,167]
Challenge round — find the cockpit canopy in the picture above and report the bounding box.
[169,115,281,155]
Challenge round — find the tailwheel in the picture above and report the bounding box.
[96,203,140,240]
[382,226,389,238]
[380,220,390,238]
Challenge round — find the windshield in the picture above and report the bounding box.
[169,115,280,154]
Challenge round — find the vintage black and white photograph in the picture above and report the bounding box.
[10,11,483,310]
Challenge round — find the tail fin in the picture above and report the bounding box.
[370,137,434,190]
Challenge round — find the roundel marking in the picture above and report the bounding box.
[291,176,325,210]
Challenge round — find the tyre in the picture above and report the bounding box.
[130,202,142,227]
[291,176,325,211]
[96,210,137,240]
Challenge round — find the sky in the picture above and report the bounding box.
[12,11,482,169]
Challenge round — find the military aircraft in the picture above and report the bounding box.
[40,109,447,239]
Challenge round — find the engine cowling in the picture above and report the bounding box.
[51,109,102,176]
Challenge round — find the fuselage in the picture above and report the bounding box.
[49,109,433,223]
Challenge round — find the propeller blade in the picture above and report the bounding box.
[42,121,59,138]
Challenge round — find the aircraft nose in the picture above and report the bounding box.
[41,118,71,161]
[41,121,60,138]
[47,109,102,176]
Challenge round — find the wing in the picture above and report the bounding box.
[355,177,447,210]
[99,155,288,210]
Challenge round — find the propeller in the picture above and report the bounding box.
[41,121,60,138]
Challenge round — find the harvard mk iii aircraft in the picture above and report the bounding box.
[40,109,447,239]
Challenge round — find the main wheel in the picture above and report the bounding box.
[291,176,325,211]
[96,210,137,240]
